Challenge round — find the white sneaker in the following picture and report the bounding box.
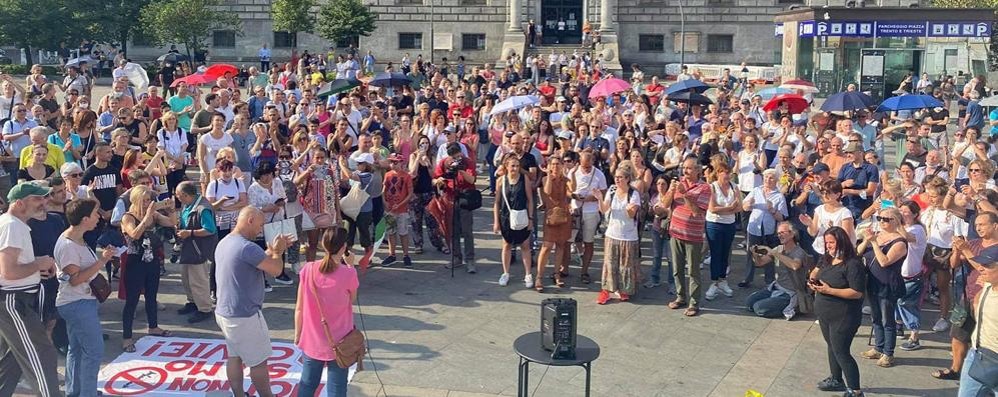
[524,274,534,288]
[862,305,872,315]
[717,280,734,297]
[933,318,951,332]
[499,273,510,286]
[705,282,719,300]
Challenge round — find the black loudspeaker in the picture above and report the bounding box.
[541,298,577,360]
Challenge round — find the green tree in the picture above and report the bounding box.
[272,0,316,48]
[140,0,242,62]
[0,0,79,64]
[316,0,377,47]
[932,0,998,71]
[73,0,153,57]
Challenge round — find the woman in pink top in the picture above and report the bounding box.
[294,227,359,397]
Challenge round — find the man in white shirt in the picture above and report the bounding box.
[569,151,608,284]
[258,44,271,72]
[0,182,61,397]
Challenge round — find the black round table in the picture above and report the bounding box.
[513,331,600,397]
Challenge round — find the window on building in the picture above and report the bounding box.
[706,0,734,4]
[274,31,297,48]
[212,30,236,48]
[462,34,486,51]
[777,0,802,3]
[672,32,700,53]
[399,33,423,49]
[706,34,733,53]
[398,0,422,4]
[638,35,664,52]
[461,0,487,4]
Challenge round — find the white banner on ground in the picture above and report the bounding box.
[97,336,356,396]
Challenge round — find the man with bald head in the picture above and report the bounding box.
[213,207,290,397]
[820,136,850,177]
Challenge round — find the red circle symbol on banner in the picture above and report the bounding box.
[104,366,168,396]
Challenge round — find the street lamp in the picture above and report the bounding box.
[430,0,435,63]
[678,0,685,71]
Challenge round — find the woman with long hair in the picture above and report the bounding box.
[856,207,909,368]
[810,226,867,397]
[408,135,445,254]
[535,155,572,291]
[459,117,480,166]
[919,179,962,333]
[73,110,100,168]
[18,145,55,182]
[535,120,555,158]
[119,185,177,352]
[121,146,166,190]
[109,128,132,169]
[593,166,641,304]
[896,200,927,351]
[393,116,416,168]
[295,147,344,262]
[645,175,675,291]
[294,227,358,397]
[155,111,189,195]
[494,153,534,288]
[55,198,115,397]
[897,162,922,200]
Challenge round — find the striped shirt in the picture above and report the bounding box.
[669,180,710,244]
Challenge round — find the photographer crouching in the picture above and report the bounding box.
[433,143,479,272]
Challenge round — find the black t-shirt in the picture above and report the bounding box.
[82,163,122,211]
[17,165,55,181]
[28,212,68,257]
[928,108,949,133]
[159,65,176,82]
[518,152,539,177]
[901,151,927,169]
[814,257,867,316]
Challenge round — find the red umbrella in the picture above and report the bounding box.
[587,77,631,99]
[763,93,810,114]
[204,63,239,78]
[170,73,214,87]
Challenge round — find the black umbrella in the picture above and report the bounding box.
[666,91,713,106]
[318,78,362,99]
[368,72,412,88]
[157,52,189,63]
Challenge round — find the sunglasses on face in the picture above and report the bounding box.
[877,216,894,223]
[969,168,983,173]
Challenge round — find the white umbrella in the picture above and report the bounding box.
[980,96,998,107]
[122,62,150,90]
[490,95,540,116]
[65,56,92,68]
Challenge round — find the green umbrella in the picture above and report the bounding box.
[318,78,362,99]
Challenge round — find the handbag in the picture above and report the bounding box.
[339,178,371,220]
[263,213,299,245]
[547,206,570,226]
[301,211,316,231]
[503,177,529,230]
[950,268,971,328]
[458,189,483,211]
[89,273,112,303]
[307,266,366,369]
[969,285,998,388]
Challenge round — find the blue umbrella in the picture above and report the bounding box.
[876,94,943,112]
[490,95,540,116]
[368,72,412,88]
[665,79,710,96]
[821,91,876,112]
[755,87,794,101]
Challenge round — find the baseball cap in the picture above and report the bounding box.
[843,142,862,153]
[556,96,567,102]
[355,152,375,165]
[7,182,51,202]
[972,245,998,267]
[811,162,830,174]
[556,130,573,140]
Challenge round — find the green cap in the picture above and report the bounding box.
[7,182,51,202]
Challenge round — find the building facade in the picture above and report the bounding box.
[119,0,801,74]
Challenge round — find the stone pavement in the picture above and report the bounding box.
[16,83,963,397]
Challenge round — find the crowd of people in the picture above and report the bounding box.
[0,43,997,397]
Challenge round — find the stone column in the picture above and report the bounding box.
[600,0,615,32]
[509,0,522,31]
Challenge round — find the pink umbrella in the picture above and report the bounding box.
[204,63,238,78]
[170,73,214,87]
[587,77,631,99]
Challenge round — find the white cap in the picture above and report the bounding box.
[355,152,375,165]
[556,130,573,140]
